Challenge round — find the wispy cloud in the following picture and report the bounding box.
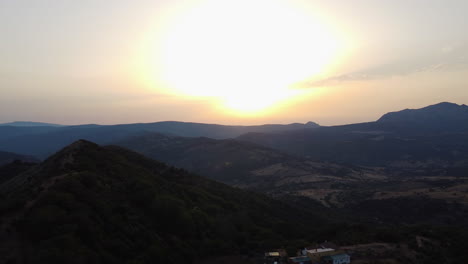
[302,41,468,88]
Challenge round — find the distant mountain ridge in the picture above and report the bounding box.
[2,102,467,167]
[238,102,468,169]
[0,150,38,165]
[0,121,64,127]
[378,102,468,131]
[0,121,319,159]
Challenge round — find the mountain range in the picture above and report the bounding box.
[1,102,468,263]
[2,102,468,166]
[0,121,319,158]
[378,102,468,131]
[238,102,468,171]
[0,122,64,127]
[1,102,467,181]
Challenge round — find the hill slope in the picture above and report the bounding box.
[0,121,319,159]
[115,133,374,194]
[0,160,37,185]
[0,140,330,264]
[1,141,467,263]
[378,102,468,123]
[238,102,468,170]
[377,102,468,133]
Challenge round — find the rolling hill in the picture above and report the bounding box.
[0,122,64,127]
[115,133,372,194]
[378,102,468,131]
[238,102,468,172]
[0,121,319,159]
[1,141,467,263]
[0,150,38,166]
[0,140,333,264]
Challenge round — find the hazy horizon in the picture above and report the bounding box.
[0,100,466,127]
[2,0,468,126]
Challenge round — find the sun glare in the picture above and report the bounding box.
[149,0,343,114]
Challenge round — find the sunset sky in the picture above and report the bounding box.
[1,0,468,126]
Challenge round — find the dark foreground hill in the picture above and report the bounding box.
[0,141,467,263]
[0,160,37,185]
[0,140,332,264]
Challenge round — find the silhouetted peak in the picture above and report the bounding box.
[305,121,320,127]
[41,140,100,172]
[65,139,98,149]
[378,102,468,124]
[55,139,100,157]
[423,102,462,110]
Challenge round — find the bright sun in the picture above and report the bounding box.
[150,0,342,115]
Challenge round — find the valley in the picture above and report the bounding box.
[1,103,468,263]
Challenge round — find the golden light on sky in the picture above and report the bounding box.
[2,1,468,125]
[144,0,345,115]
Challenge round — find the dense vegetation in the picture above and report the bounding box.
[116,133,294,184]
[1,140,467,263]
[0,160,36,185]
[0,140,333,264]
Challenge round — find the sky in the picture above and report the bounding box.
[1,0,468,126]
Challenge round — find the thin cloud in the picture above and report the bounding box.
[303,41,468,88]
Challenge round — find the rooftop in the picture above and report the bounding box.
[307,248,335,254]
